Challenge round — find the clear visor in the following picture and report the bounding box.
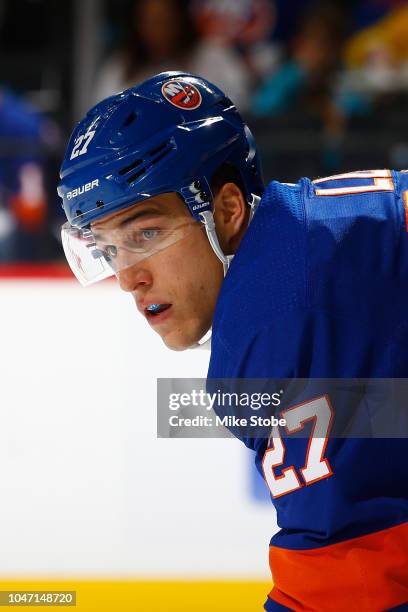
[61,216,202,286]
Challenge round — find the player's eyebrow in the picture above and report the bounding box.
[118,208,165,227]
[92,207,165,240]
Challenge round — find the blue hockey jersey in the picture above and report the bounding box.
[207,170,408,611]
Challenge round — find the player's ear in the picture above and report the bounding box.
[212,182,249,254]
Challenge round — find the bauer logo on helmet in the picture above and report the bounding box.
[161,80,202,110]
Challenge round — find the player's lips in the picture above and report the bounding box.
[137,300,173,325]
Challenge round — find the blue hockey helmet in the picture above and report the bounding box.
[58,71,263,285]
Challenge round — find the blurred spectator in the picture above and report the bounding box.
[251,2,348,120]
[191,0,280,87]
[94,0,254,111]
[192,0,275,43]
[343,2,408,94]
[350,0,406,32]
[0,89,53,261]
[95,0,196,101]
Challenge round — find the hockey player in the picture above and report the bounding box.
[58,72,408,611]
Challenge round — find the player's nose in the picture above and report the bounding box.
[117,265,153,293]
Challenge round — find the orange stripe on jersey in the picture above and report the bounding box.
[404,191,408,232]
[268,521,408,612]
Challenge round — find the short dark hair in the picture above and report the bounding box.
[210,162,248,205]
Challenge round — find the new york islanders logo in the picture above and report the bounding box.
[161,80,202,110]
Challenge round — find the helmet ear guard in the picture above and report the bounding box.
[180,176,213,219]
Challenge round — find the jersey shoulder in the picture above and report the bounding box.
[305,169,408,228]
[209,169,408,379]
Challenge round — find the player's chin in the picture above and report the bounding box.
[159,323,204,352]
[152,324,187,351]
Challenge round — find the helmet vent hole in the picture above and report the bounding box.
[152,150,169,164]
[96,200,104,208]
[126,168,146,184]
[123,111,137,128]
[75,209,83,217]
[118,158,143,176]
[119,141,173,184]
[149,142,168,157]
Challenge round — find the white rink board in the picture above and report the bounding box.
[0,279,275,578]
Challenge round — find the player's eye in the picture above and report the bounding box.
[141,229,159,241]
[125,228,161,248]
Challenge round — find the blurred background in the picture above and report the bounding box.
[0,1,407,610]
[0,0,407,264]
